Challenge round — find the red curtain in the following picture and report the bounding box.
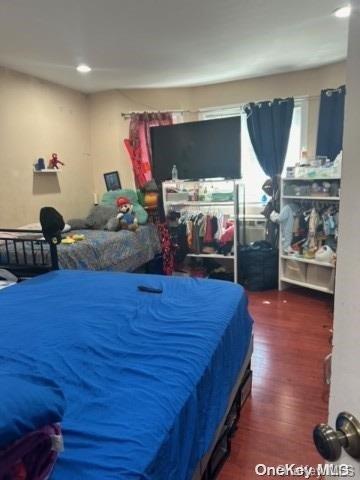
[124,112,173,188]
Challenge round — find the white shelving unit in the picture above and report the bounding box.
[279,276,334,294]
[279,176,341,295]
[163,179,244,283]
[283,195,340,201]
[280,255,335,268]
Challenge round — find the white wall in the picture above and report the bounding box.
[0,61,347,226]
[0,68,92,227]
[89,62,346,196]
[328,2,360,472]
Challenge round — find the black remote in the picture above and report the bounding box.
[137,285,163,294]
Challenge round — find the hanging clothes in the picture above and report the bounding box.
[307,208,320,250]
[156,223,174,275]
[176,210,231,255]
[271,203,297,252]
[125,112,173,188]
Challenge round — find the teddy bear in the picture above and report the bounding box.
[116,197,138,231]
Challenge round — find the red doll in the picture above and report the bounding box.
[48,153,64,169]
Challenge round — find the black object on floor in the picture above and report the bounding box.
[239,241,278,291]
[145,254,164,275]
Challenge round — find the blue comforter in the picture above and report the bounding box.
[0,270,253,480]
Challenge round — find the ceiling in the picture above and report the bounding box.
[0,0,349,93]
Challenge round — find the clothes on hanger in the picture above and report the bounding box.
[272,201,339,259]
[270,203,297,252]
[174,210,233,255]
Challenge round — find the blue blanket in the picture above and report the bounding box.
[0,270,253,480]
[57,225,161,271]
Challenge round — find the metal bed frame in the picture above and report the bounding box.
[0,229,59,279]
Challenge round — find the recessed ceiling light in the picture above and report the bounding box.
[76,64,92,73]
[333,5,351,18]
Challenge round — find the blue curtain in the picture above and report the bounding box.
[245,98,294,178]
[316,85,346,161]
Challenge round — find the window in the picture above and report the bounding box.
[200,102,305,209]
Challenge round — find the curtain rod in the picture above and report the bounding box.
[120,90,343,119]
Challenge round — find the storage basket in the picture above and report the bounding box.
[307,264,335,291]
[284,259,307,282]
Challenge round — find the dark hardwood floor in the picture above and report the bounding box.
[219,288,333,479]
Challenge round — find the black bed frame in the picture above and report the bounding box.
[200,363,252,480]
[0,229,59,279]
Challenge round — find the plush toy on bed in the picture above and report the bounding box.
[116,197,138,231]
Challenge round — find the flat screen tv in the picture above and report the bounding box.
[150,117,241,182]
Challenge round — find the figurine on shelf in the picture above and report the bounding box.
[48,153,64,170]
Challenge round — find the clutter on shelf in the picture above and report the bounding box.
[33,153,64,172]
[285,150,342,180]
[163,179,244,283]
[278,175,340,294]
[164,181,234,203]
[273,201,338,262]
[283,180,340,198]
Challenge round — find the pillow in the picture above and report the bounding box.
[85,204,117,230]
[0,375,66,449]
[101,189,148,225]
[106,217,120,232]
[67,218,89,230]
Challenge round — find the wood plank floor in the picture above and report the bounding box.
[219,288,333,479]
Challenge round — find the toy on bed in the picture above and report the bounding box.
[61,234,85,245]
[68,189,148,232]
[115,196,138,231]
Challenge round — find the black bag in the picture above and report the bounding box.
[239,241,278,291]
[40,207,65,244]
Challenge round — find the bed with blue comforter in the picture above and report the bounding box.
[0,270,253,480]
[57,225,161,270]
[0,224,161,272]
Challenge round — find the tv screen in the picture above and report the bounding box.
[150,117,241,182]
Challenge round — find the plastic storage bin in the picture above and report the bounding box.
[307,264,335,291]
[284,259,307,282]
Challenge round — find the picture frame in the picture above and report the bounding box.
[104,171,121,191]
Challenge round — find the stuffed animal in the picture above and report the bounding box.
[116,197,138,231]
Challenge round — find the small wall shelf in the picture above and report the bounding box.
[33,168,62,173]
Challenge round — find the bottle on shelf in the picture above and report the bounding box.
[172,165,178,181]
